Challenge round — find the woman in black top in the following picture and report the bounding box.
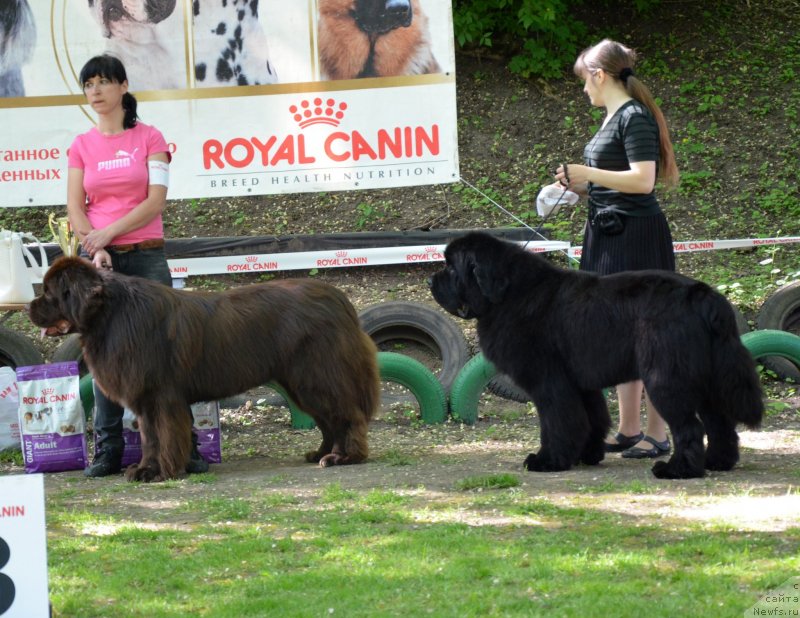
[554,38,680,459]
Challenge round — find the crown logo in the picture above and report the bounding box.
[425,246,438,253]
[335,251,348,258]
[245,256,258,262]
[42,388,54,395]
[290,98,348,128]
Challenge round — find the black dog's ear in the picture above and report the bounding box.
[474,263,508,303]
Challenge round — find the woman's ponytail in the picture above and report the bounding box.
[122,92,139,129]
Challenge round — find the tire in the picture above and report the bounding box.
[272,352,448,429]
[377,351,447,424]
[358,301,470,394]
[51,334,90,376]
[79,373,95,420]
[756,281,800,381]
[449,353,499,425]
[740,330,800,369]
[731,304,750,335]
[0,326,44,369]
[268,382,316,430]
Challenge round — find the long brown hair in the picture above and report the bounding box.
[574,39,679,188]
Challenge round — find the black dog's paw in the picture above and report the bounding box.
[524,452,572,472]
[580,442,605,466]
[704,456,738,472]
[704,448,739,471]
[651,460,705,479]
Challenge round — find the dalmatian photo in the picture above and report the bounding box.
[0,0,36,97]
[87,0,277,90]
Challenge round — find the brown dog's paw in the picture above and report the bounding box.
[305,450,324,463]
[124,462,164,483]
[318,453,348,467]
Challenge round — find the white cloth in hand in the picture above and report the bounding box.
[536,185,580,217]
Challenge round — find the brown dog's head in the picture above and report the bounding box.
[429,232,511,320]
[28,256,105,337]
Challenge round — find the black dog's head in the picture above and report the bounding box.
[353,0,413,35]
[28,257,106,337]
[88,0,177,38]
[429,232,513,320]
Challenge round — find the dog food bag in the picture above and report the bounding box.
[119,407,143,467]
[0,366,20,451]
[192,401,222,464]
[17,361,88,473]
[94,401,222,466]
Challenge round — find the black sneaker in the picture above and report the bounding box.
[187,445,209,474]
[84,449,122,478]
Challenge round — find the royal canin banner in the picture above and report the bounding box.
[0,1,457,207]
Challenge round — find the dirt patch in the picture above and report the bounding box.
[5,392,799,533]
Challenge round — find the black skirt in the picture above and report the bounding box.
[579,210,675,275]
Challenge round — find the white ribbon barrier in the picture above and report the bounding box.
[566,236,800,260]
[167,241,571,278]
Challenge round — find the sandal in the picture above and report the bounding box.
[621,435,671,459]
[604,431,645,453]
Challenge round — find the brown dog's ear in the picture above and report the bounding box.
[474,263,508,303]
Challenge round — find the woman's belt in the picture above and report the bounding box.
[108,239,166,253]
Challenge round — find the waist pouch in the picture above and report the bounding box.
[590,203,627,236]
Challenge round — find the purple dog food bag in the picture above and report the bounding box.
[0,366,20,451]
[192,401,222,464]
[17,361,88,473]
[92,401,222,467]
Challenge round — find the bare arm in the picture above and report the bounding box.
[66,167,92,242]
[81,152,169,254]
[555,160,656,195]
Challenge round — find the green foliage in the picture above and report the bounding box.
[452,0,664,79]
[453,0,588,78]
[0,448,22,466]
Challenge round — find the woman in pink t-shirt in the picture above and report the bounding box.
[67,55,206,478]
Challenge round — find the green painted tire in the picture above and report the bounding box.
[377,351,448,424]
[449,353,498,424]
[281,351,447,429]
[269,382,316,430]
[79,373,95,420]
[740,329,800,366]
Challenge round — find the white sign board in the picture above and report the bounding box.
[0,0,458,207]
[0,474,49,617]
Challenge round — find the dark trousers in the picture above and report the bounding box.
[91,248,197,454]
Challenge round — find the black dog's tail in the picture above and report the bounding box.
[703,289,764,428]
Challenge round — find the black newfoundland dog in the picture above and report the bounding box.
[430,232,764,479]
[29,257,380,482]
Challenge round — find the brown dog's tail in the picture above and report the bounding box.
[358,331,381,422]
[706,293,764,429]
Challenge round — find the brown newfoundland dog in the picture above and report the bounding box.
[29,257,380,482]
[430,232,764,479]
[318,0,441,80]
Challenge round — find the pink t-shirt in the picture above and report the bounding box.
[67,122,170,245]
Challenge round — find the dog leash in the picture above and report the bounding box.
[458,167,573,260]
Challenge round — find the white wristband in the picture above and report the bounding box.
[148,160,170,187]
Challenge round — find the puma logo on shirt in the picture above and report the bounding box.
[97,148,139,171]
